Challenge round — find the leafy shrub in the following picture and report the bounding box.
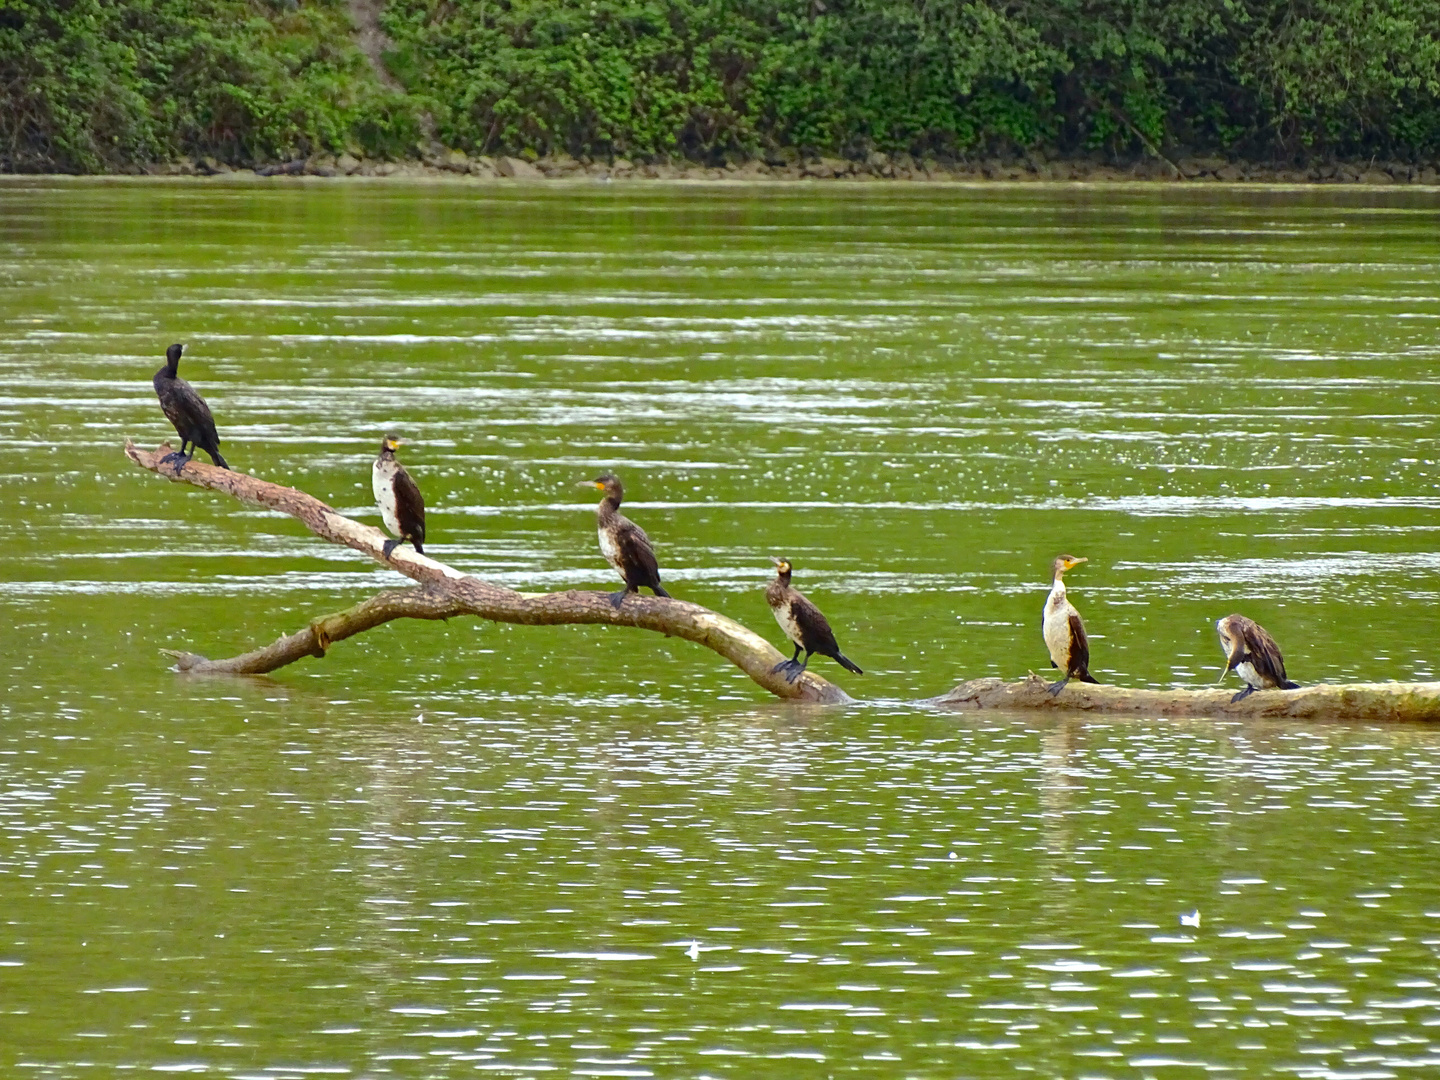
[0,0,420,171]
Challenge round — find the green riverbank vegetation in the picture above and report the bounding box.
[4,0,1439,176]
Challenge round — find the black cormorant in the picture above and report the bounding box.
[1042,554,1098,696]
[1215,614,1300,702]
[152,343,229,470]
[587,474,670,607]
[372,435,425,558]
[765,557,863,683]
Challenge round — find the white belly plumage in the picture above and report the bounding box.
[772,600,803,647]
[1042,594,1071,668]
[1235,661,1261,688]
[597,526,622,573]
[372,459,402,537]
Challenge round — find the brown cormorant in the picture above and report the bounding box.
[587,474,670,607]
[1042,554,1098,696]
[765,557,863,683]
[1215,614,1300,702]
[152,343,228,470]
[372,435,425,558]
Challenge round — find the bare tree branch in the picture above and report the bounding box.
[127,441,851,704]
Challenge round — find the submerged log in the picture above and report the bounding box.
[934,673,1440,722]
[125,440,849,704]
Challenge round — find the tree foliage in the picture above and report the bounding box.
[3,0,1438,172]
[0,0,418,171]
[382,0,1440,161]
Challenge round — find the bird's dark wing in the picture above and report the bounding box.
[1068,611,1091,677]
[1243,623,1289,686]
[392,465,426,543]
[175,378,221,445]
[790,592,841,655]
[616,519,662,589]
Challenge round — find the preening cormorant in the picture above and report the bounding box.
[587,473,671,607]
[765,557,863,683]
[152,343,229,470]
[372,435,426,558]
[1215,614,1300,702]
[1042,554,1098,696]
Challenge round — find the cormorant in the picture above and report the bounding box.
[586,474,671,607]
[765,557,863,683]
[152,343,229,470]
[1042,554,1099,696]
[372,435,425,558]
[1215,614,1300,702]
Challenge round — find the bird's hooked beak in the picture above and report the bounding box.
[383,436,405,451]
[578,479,606,491]
[1064,555,1088,571]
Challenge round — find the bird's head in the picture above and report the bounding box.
[166,343,184,364]
[586,473,623,503]
[1052,553,1087,580]
[380,434,404,455]
[1215,614,1248,653]
[771,556,793,579]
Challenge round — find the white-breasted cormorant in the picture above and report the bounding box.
[152,343,229,470]
[1215,614,1300,702]
[372,435,425,558]
[587,474,670,607]
[1042,554,1099,696]
[765,557,863,683]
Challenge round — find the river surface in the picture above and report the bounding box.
[2,178,1439,1076]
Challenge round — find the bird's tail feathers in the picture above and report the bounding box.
[652,584,672,598]
[1078,671,1099,684]
[835,653,863,675]
[211,450,229,470]
[1281,679,1301,690]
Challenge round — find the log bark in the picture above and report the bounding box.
[126,441,849,703]
[934,673,1440,722]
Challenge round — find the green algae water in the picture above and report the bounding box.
[2,178,1440,1076]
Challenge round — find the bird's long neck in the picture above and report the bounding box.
[1047,574,1067,607]
[162,357,180,378]
[598,494,621,517]
[776,570,792,589]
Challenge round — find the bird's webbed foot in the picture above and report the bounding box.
[1047,676,1071,698]
[770,659,804,683]
[381,538,400,560]
[609,589,630,609]
[1230,686,1256,704]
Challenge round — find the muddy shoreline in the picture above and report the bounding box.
[12,151,1440,185]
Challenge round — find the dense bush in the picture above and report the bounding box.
[3,0,1438,171]
[0,0,418,171]
[383,0,1440,162]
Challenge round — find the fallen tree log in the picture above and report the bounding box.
[934,673,1440,722]
[124,440,849,704]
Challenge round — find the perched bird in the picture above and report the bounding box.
[765,557,863,683]
[372,435,425,559]
[1215,614,1300,702]
[152,343,228,470]
[587,473,670,607]
[1042,554,1099,696]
